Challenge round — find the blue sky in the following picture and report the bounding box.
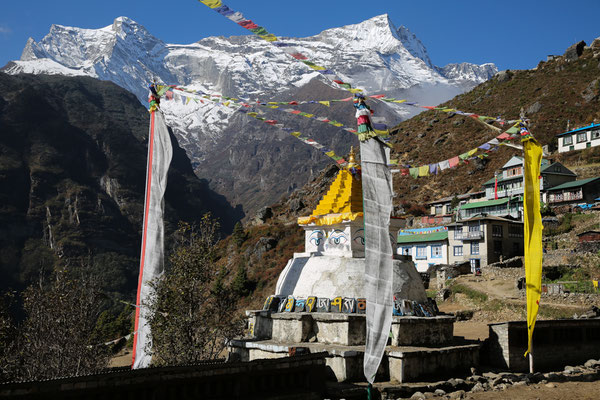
[1,0,599,71]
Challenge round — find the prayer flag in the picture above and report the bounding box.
[523,137,543,358]
[418,165,429,177]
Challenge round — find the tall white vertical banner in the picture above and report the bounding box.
[132,110,173,369]
[360,139,393,383]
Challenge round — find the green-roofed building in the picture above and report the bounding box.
[397,231,448,272]
[547,177,600,205]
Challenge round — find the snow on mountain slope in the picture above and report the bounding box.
[3,14,497,216]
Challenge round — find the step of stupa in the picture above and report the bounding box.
[228,339,480,383]
[247,310,456,347]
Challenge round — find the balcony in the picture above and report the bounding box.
[461,231,484,240]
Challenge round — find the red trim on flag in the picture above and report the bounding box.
[132,111,156,368]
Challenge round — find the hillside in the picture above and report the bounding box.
[389,39,600,205]
[0,73,241,294]
[216,39,600,311]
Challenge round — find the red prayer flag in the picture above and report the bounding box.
[290,53,308,60]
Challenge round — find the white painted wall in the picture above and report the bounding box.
[397,241,448,272]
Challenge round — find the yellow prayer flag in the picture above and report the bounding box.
[318,101,330,107]
[467,148,478,156]
[523,137,543,358]
[223,101,230,107]
[247,112,258,117]
[418,165,429,177]
[307,64,326,71]
[302,114,314,118]
[331,122,343,127]
[348,88,363,93]
[200,0,223,8]
[267,102,278,105]
[392,100,407,104]
[185,97,191,105]
[325,151,335,157]
[291,132,302,137]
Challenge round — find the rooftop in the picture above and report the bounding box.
[447,215,523,226]
[547,176,600,191]
[556,122,600,137]
[397,231,448,244]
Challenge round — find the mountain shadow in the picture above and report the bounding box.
[0,73,242,295]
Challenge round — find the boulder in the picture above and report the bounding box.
[526,101,543,114]
[253,237,278,258]
[495,70,511,82]
[564,40,586,61]
[254,206,273,224]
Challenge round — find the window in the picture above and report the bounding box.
[506,167,522,177]
[563,136,573,146]
[509,224,523,238]
[435,205,443,215]
[431,245,443,258]
[401,247,411,256]
[492,225,503,238]
[592,129,600,140]
[416,246,427,260]
[453,246,463,256]
[454,228,463,240]
[494,240,503,254]
[512,242,520,254]
[469,224,480,232]
[576,132,587,143]
[446,205,453,213]
[471,242,479,255]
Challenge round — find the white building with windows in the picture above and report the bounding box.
[557,122,600,153]
[447,216,523,270]
[397,230,448,272]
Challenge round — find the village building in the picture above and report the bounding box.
[577,230,600,243]
[446,216,524,270]
[423,192,484,225]
[397,230,449,272]
[557,122,600,153]
[446,156,576,220]
[546,177,600,206]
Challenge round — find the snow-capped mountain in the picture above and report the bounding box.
[3,14,497,217]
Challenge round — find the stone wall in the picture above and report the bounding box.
[485,319,600,371]
[0,353,329,400]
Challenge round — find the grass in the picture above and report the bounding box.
[448,282,488,303]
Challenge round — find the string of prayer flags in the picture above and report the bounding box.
[197,1,361,93]
[396,120,523,178]
[167,85,391,142]
[166,86,349,168]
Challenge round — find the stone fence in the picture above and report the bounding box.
[0,352,328,400]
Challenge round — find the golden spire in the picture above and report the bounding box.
[346,146,357,169]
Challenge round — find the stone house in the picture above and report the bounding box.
[446,216,524,270]
[546,177,600,206]
[557,122,600,153]
[397,230,448,273]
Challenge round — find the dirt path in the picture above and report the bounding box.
[455,275,588,310]
[464,381,600,400]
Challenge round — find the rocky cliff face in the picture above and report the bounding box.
[0,73,241,293]
[3,14,497,217]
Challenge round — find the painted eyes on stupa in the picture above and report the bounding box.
[328,230,348,245]
[353,229,365,246]
[309,231,325,246]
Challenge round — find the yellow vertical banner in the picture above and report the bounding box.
[522,137,543,357]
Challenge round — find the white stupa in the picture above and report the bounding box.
[275,148,426,302]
